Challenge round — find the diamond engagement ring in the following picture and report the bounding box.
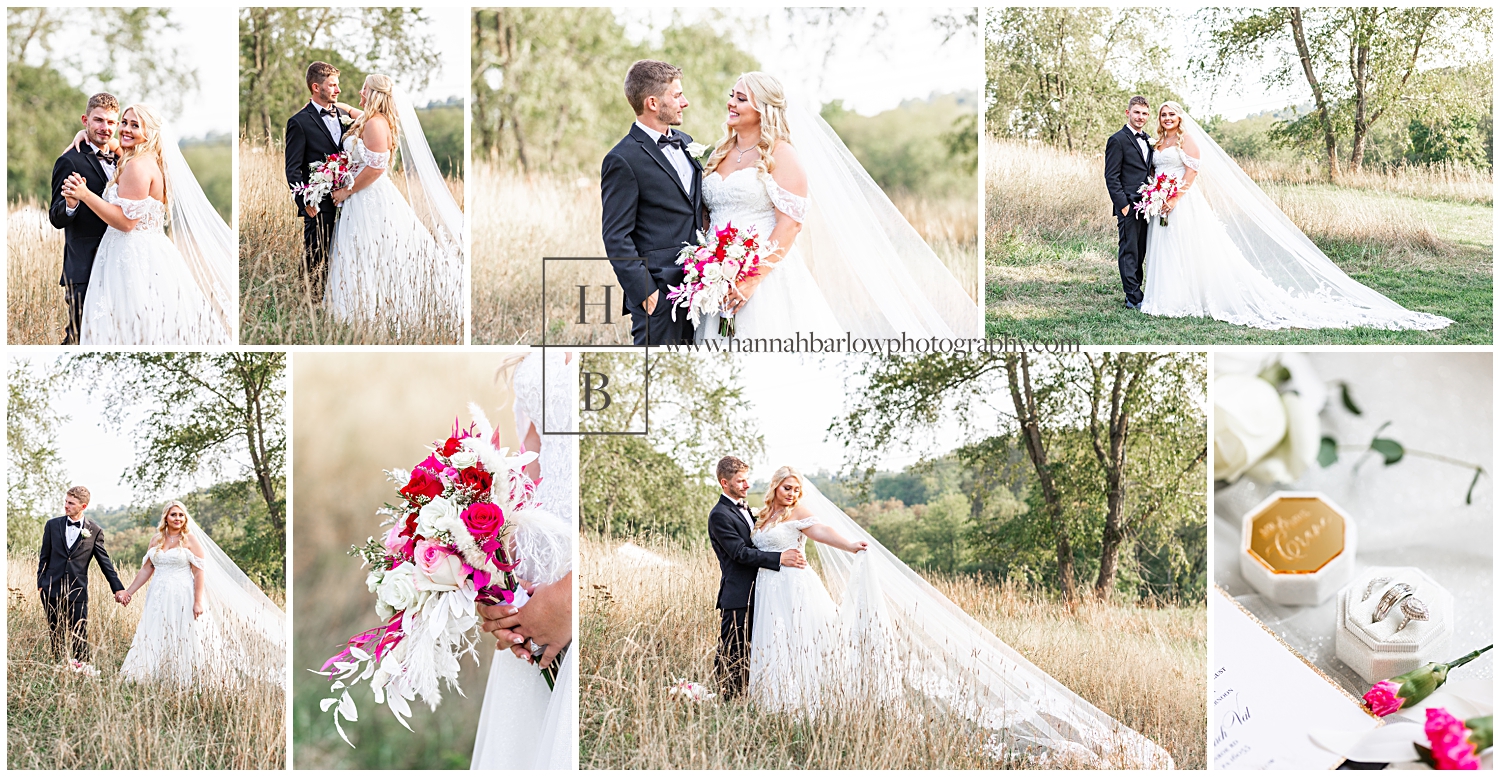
[1372,583,1416,623]
[1396,596,1430,633]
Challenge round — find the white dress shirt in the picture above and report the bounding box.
[1125,125,1151,161]
[724,494,754,530]
[312,101,342,144]
[635,120,695,193]
[64,141,116,217]
[65,518,84,548]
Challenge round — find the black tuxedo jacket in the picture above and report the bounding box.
[285,101,350,215]
[708,494,783,610]
[37,515,125,597]
[601,125,707,312]
[48,147,112,286]
[1104,126,1155,216]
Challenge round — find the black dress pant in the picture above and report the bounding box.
[1116,211,1149,305]
[714,604,754,700]
[628,293,695,346]
[301,206,338,299]
[42,583,89,662]
[62,282,88,345]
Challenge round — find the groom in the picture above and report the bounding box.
[1103,95,1155,309]
[284,61,350,300]
[707,456,805,700]
[48,93,120,345]
[36,486,126,665]
[601,59,706,346]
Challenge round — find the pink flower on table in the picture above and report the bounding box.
[1425,708,1482,770]
[1363,679,1404,716]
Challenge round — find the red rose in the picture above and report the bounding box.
[440,436,464,457]
[462,502,504,539]
[457,467,493,494]
[399,469,443,500]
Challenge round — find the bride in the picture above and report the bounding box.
[1140,101,1452,331]
[322,74,464,335]
[60,104,236,345]
[747,466,1173,769]
[116,501,285,687]
[697,72,979,340]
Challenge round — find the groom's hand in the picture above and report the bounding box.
[304,204,318,218]
[114,591,129,605]
[1121,205,1130,216]
[643,290,659,315]
[779,549,807,569]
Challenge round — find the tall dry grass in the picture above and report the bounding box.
[1239,157,1492,206]
[7,203,69,344]
[581,536,1204,770]
[7,558,285,769]
[238,141,465,344]
[469,162,979,344]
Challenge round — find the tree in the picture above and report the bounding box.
[7,359,71,552]
[1198,7,1491,177]
[68,352,286,535]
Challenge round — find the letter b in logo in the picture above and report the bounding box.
[582,371,612,412]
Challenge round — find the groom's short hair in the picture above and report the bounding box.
[306,61,340,88]
[625,60,682,115]
[66,486,91,505]
[85,93,119,116]
[716,456,749,483]
[1128,95,1150,110]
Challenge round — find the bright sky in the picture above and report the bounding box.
[13,354,248,512]
[618,7,978,116]
[414,6,469,105]
[732,353,989,484]
[173,6,237,137]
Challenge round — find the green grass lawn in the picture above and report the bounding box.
[986,186,1492,345]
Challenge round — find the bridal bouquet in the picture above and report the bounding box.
[292,151,355,212]
[1134,172,1181,226]
[315,414,551,745]
[667,222,770,338]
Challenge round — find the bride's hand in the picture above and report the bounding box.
[64,130,88,154]
[852,540,869,553]
[330,187,352,205]
[724,276,764,315]
[192,600,204,619]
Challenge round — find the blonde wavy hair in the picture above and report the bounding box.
[112,103,169,215]
[754,465,804,531]
[349,73,402,147]
[704,72,792,181]
[1155,101,1189,147]
[153,500,193,548]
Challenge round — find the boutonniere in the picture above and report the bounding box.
[687,141,711,166]
[79,527,92,539]
[339,114,353,126]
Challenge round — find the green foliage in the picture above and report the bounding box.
[822,92,978,200]
[6,62,86,204]
[7,358,70,554]
[179,137,232,222]
[416,100,465,178]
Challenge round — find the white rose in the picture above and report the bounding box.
[365,568,384,593]
[417,496,458,537]
[375,561,420,615]
[1213,373,1287,483]
[1245,390,1321,485]
[414,548,467,592]
[687,141,708,158]
[448,449,479,470]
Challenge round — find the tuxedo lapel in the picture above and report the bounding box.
[631,125,691,203]
[78,148,107,185]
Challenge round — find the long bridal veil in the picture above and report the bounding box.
[787,102,981,338]
[162,130,238,340]
[1178,111,1449,330]
[188,515,286,687]
[800,479,1173,768]
[392,89,466,267]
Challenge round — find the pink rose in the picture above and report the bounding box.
[1362,679,1403,716]
[462,502,504,539]
[1425,708,1482,770]
[413,540,465,591]
[382,523,405,556]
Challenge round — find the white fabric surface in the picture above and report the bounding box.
[1215,352,1493,697]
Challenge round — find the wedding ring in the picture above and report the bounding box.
[1372,583,1415,623]
[1361,576,1392,602]
[1396,596,1431,633]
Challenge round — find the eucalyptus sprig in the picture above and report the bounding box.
[1316,382,1487,504]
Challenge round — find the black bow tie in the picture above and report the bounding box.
[658,133,686,151]
[95,149,118,165]
[1135,131,1150,141]
[67,520,82,528]
[734,501,748,510]
[320,107,338,119]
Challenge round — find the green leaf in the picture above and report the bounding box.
[1258,362,1292,386]
[1318,436,1339,467]
[1467,467,1484,505]
[1340,382,1362,415]
[1370,438,1405,465]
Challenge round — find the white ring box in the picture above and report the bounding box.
[1239,491,1357,606]
[1336,566,1454,683]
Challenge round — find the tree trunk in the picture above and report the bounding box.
[1347,8,1374,173]
[1088,356,1132,599]
[1288,8,1342,182]
[1004,354,1077,601]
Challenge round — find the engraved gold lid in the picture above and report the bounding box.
[1246,495,1347,574]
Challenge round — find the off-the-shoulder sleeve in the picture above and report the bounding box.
[791,517,821,530]
[142,547,155,564]
[765,177,808,223]
[361,147,391,170]
[1182,154,1200,171]
[186,552,205,569]
[117,196,162,221]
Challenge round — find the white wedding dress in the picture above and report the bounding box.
[746,481,1174,768]
[471,349,578,771]
[80,185,232,345]
[1139,116,1452,331]
[324,135,464,331]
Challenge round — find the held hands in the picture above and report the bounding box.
[60,172,90,209]
[114,590,131,606]
[779,548,807,569]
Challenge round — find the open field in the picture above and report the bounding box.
[238,142,465,345]
[580,536,1204,770]
[7,558,285,769]
[985,138,1493,344]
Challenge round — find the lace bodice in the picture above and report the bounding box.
[753,517,820,552]
[703,167,808,234]
[513,350,578,523]
[105,184,166,234]
[147,544,204,580]
[1152,144,1200,180]
[343,135,391,176]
